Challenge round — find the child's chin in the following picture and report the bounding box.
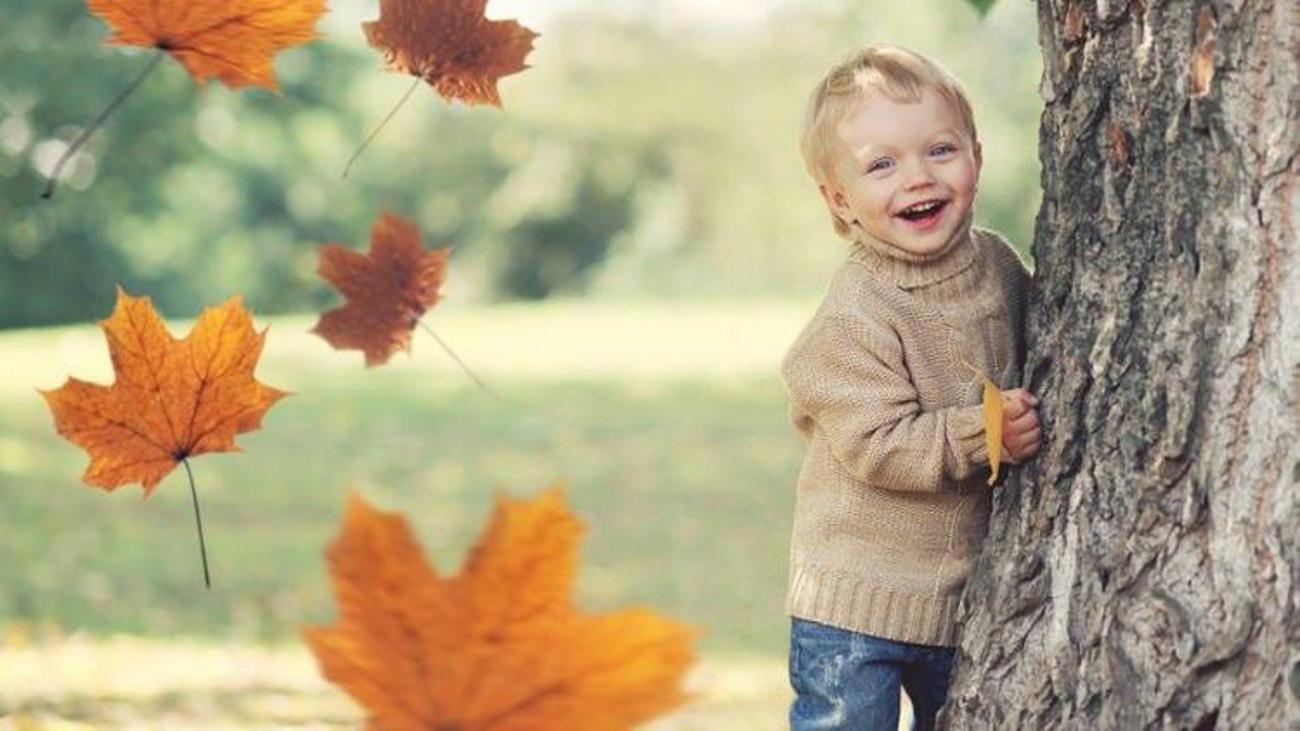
[891,223,953,253]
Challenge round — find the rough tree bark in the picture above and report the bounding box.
[944,1,1298,728]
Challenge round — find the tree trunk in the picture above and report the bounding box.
[944,1,1299,728]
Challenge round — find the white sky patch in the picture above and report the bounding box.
[325,0,794,40]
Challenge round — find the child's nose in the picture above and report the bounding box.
[901,159,936,189]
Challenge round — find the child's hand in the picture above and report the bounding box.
[1000,389,1041,463]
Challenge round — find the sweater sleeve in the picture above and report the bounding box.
[782,315,991,492]
[978,228,1033,378]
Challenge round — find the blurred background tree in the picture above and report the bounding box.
[0,0,1040,328]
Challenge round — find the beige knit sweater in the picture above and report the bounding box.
[781,223,1030,647]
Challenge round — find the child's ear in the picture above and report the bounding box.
[974,141,984,176]
[819,182,853,222]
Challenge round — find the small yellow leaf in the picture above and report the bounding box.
[1190,5,1216,97]
[982,376,1003,485]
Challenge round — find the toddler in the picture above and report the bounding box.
[781,45,1041,730]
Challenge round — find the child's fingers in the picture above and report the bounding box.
[1005,425,1042,461]
[1011,426,1042,451]
[999,389,1042,456]
[1001,391,1030,417]
[1013,442,1040,461]
[1007,408,1039,432]
[1020,434,1041,459]
[1002,409,1038,439]
[1001,388,1041,411]
[1001,388,1040,407]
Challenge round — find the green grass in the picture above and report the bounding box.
[0,300,810,657]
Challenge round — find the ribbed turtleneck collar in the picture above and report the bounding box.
[847,213,977,290]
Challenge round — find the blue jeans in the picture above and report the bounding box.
[789,617,956,730]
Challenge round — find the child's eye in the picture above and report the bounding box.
[866,158,893,173]
[930,143,957,156]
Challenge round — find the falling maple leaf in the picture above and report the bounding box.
[42,0,326,197]
[342,0,538,175]
[363,0,538,107]
[312,212,450,367]
[87,0,327,90]
[304,486,697,730]
[41,287,287,493]
[312,213,496,395]
[40,287,286,586]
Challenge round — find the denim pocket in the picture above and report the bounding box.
[791,619,854,694]
[789,619,860,729]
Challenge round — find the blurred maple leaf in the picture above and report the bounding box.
[305,486,697,730]
[311,212,450,368]
[40,287,287,586]
[364,0,538,107]
[43,0,326,197]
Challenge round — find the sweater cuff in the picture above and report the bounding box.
[947,403,990,472]
[948,403,1018,477]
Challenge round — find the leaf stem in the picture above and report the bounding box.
[416,319,502,401]
[181,458,212,589]
[41,50,166,199]
[343,76,422,178]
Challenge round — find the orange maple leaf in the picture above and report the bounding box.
[87,0,327,90]
[40,287,288,495]
[42,0,326,197]
[304,486,697,730]
[312,212,450,367]
[363,0,538,107]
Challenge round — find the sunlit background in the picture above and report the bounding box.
[1,0,1042,727]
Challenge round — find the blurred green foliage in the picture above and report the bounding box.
[0,0,1041,328]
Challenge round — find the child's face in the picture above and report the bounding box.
[821,88,981,255]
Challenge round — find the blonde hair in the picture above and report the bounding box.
[801,45,978,238]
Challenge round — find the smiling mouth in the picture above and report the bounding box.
[896,199,948,223]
